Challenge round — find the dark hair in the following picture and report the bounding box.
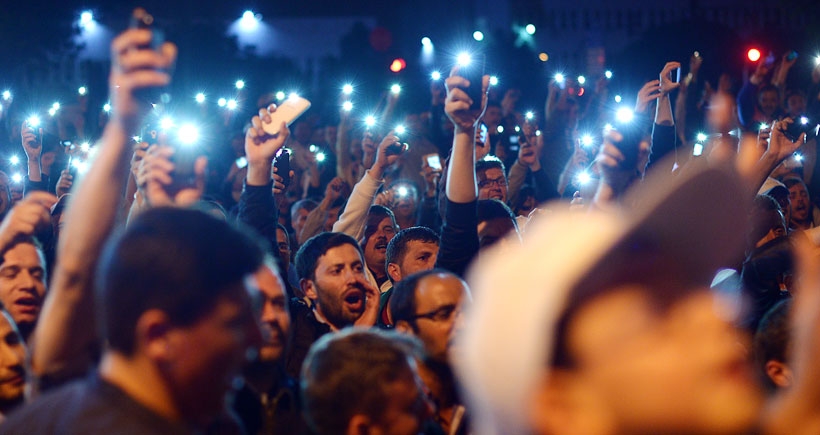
[477,199,517,226]
[759,84,779,97]
[291,199,318,219]
[362,205,397,244]
[783,177,807,191]
[96,207,265,355]
[385,227,439,271]
[475,157,506,177]
[389,268,451,332]
[753,299,792,391]
[295,232,362,282]
[301,328,421,435]
[748,195,785,247]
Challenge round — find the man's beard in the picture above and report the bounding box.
[314,282,365,329]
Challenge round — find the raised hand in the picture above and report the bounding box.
[137,144,206,207]
[20,121,42,161]
[659,62,682,95]
[635,80,662,114]
[0,192,57,251]
[245,104,290,186]
[55,170,74,198]
[371,131,405,179]
[444,67,489,132]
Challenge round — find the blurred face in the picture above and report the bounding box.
[477,217,518,250]
[484,106,502,128]
[275,228,291,270]
[397,241,439,280]
[291,207,311,237]
[254,265,290,362]
[168,285,262,420]
[391,185,418,220]
[788,182,810,224]
[787,94,806,117]
[0,312,25,411]
[364,217,397,273]
[305,244,368,330]
[758,90,779,117]
[0,243,46,334]
[550,287,761,435]
[324,125,338,145]
[324,206,341,232]
[0,179,10,216]
[408,274,470,363]
[477,167,507,202]
[370,367,432,435]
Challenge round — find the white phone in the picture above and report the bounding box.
[262,96,311,135]
[424,153,442,171]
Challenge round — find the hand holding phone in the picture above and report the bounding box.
[273,148,292,188]
[424,153,442,171]
[262,96,311,136]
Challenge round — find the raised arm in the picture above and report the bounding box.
[31,29,177,379]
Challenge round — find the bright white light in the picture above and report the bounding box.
[457,52,472,67]
[759,122,769,131]
[9,156,19,165]
[235,80,245,90]
[80,11,94,29]
[342,101,353,112]
[240,10,259,31]
[390,84,401,94]
[815,55,820,66]
[365,115,376,127]
[800,116,809,125]
[794,153,804,162]
[288,92,300,100]
[603,123,613,132]
[535,130,541,136]
[48,108,57,117]
[217,98,227,107]
[525,24,536,35]
[473,31,484,41]
[614,95,622,103]
[27,116,40,127]
[696,132,708,142]
[489,76,499,86]
[177,124,199,145]
[52,102,60,110]
[132,136,142,142]
[395,125,407,135]
[103,103,111,112]
[195,93,206,104]
[80,142,90,152]
[342,84,354,95]
[554,73,565,83]
[72,159,89,174]
[581,134,594,147]
[275,91,285,101]
[316,152,326,162]
[309,144,318,153]
[497,125,504,133]
[160,117,174,130]
[605,70,613,79]
[515,126,521,132]
[431,71,441,81]
[227,99,238,110]
[397,186,409,197]
[78,86,87,95]
[693,143,704,156]
[615,107,634,123]
[577,75,586,85]
[576,171,592,185]
[11,173,22,184]
[421,37,432,47]
[525,111,534,120]
[2,90,10,101]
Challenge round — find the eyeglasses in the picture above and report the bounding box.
[478,177,507,188]
[413,304,461,322]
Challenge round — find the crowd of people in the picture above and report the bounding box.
[0,16,819,435]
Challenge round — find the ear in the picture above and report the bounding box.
[134,309,172,363]
[394,320,413,334]
[346,414,373,435]
[301,278,317,301]
[765,360,794,389]
[387,263,402,283]
[529,370,613,435]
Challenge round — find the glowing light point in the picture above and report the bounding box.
[696,132,708,142]
[747,48,761,62]
[342,101,353,112]
[431,71,441,81]
[794,153,804,162]
[195,93,206,104]
[497,125,504,134]
[80,142,90,152]
[160,117,174,130]
[421,37,432,47]
[235,80,245,90]
[227,99,238,110]
[217,98,227,107]
[365,115,377,128]
[240,10,260,31]
[390,84,401,94]
[614,95,622,103]
[11,173,22,184]
[342,84,354,95]
[615,107,634,123]
[78,86,87,96]
[457,53,472,67]
[525,24,536,35]
[275,91,285,101]
[554,73,565,83]
[9,156,19,165]
[576,171,592,185]
[525,111,534,120]
[473,31,484,41]
[397,186,409,197]
[577,75,586,85]
[52,102,60,110]
[177,124,200,145]
[316,152,326,163]
[395,125,407,135]
[489,76,499,86]
[581,135,594,147]
[693,143,704,156]
[605,70,613,79]
[1,91,10,101]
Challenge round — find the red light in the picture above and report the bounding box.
[390,58,406,73]
[747,48,761,62]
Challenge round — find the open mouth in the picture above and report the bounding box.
[14,296,40,311]
[343,290,365,312]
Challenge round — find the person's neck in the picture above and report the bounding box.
[99,351,182,424]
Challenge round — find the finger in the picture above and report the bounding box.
[117,50,172,73]
[258,108,271,125]
[114,70,171,92]
[24,191,58,208]
[111,29,154,56]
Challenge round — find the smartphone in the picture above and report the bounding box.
[385,142,407,156]
[424,153,441,171]
[129,8,165,103]
[458,53,486,111]
[669,67,681,84]
[262,96,311,136]
[782,115,819,143]
[274,148,291,188]
[786,50,798,62]
[66,155,78,177]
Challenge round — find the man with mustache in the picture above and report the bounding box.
[0,308,26,420]
[286,232,379,378]
[360,205,399,292]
